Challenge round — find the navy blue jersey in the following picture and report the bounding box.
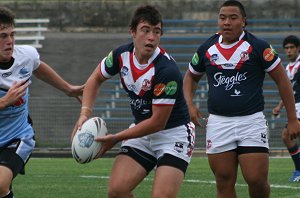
[99,42,190,129]
[189,31,281,116]
[286,55,300,102]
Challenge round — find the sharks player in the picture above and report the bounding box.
[183,1,300,198]
[72,5,195,198]
[0,6,84,198]
[273,35,300,182]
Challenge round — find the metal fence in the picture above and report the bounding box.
[29,80,286,152]
[28,19,298,154]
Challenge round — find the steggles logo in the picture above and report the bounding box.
[213,72,247,90]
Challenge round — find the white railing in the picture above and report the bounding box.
[15,18,50,48]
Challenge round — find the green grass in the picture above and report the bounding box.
[13,157,300,198]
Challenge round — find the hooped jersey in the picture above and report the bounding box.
[99,42,190,129]
[286,54,300,102]
[0,45,40,146]
[189,31,281,116]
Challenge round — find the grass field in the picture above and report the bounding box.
[13,157,300,198]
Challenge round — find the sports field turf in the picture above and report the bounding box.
[13,157,300,198]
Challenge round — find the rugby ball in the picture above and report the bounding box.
[71,117,107,164]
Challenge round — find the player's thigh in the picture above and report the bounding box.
[109,154,148,191]
[206,115,239,154]
[152,165,184,197]
[208,151,238,181]
[238,152,269,184]
[0,165,13,190]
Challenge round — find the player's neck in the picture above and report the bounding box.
[0,57,14,70]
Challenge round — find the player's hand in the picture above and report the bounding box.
[94,134,119,158]
[287,119,300,140]
[188,104,206,127]
[272,106,281,116]
[70,114,89,141]
[66,84,85,103]
[1,80,30,108]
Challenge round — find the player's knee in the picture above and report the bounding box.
[247,179,270,195]
[215,172,236,186]
[108,189,122,198]
[215,177,236,196]
[0,182,9,196]
[108,186,132,198]
[0,191,13,198]
[152,190,176,198]
[0,186,10,198]
[246,175,268,189]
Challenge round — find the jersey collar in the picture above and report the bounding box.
[218,31,245,49]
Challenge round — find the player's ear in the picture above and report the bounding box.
[242,17,247,28]
[130,28,136,38]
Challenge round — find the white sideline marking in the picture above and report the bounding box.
[80,175,300,190]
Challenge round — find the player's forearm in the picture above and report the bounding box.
[115,119,163,141]
[278,100,284,109]
[270,64,297,121]
[114,105,172,141]
[183,71,199,106]
[278,82,297,121]
[34,62,72,95]
[80,73,102,117]
[45,77,70,94]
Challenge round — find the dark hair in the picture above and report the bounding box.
[220,0,247,26]
[0,7,15,28]
[129,5,163,35]
[283,35,300,47]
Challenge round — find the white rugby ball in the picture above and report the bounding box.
[72,117,107,164]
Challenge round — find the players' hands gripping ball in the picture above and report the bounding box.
[71,117,107,164]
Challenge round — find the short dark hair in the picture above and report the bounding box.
[220,0,247,26]
[0,7,15,28]
[129,5,163,35]
[283,35,300,48]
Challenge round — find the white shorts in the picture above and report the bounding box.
[206,112,269,154]
[121,122,195,163]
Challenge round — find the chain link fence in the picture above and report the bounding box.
[29,87,287,155]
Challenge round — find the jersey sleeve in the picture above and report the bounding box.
[98,50,120,79]
[25,46,40,71]
[188,35,217,75]
[188,46,206,75]
[255,39,281,73]
[152,63,182,106]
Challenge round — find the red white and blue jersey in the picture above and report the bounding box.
[0,45,40,146]
[286,54,300,102]
[189,31,281,116]
[99,42,190,129]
